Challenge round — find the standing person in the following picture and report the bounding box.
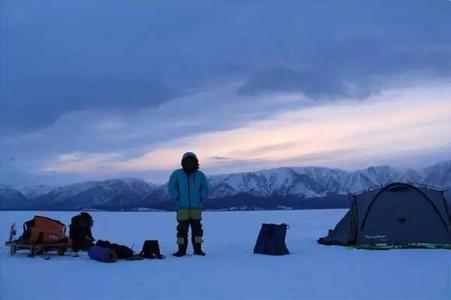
[168,152,209,257]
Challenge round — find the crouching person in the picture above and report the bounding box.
[169,152,208,257]
[70,212,95,252]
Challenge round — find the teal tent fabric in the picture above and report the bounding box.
[318,182,451,249]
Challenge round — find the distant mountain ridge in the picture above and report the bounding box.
[1,160,450,211]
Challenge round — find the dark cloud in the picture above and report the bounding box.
[0,72,176,133]
[236,66,373,100]
[1,0,451,134]
[237,47,451,100]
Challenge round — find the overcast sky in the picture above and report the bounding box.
[1,0,451,186]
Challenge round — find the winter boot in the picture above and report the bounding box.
[173,238,187,257]
[193,243,206,256]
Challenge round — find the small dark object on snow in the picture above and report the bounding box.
[253,223,289,255]
[140,240,165,259]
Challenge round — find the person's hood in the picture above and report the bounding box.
[181,152,197,161]
[181,152,199,174]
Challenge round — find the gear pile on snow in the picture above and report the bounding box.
[19,216,68,244]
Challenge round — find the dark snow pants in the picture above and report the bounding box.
[176,219,204,246]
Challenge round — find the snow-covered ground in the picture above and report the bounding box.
[1,210,450,300]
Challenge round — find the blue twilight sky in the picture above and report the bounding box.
[1,0,451,186]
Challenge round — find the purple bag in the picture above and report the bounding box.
[88,245,117,262]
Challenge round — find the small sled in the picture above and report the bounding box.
[5,240,70,257]
[5,222,71,257]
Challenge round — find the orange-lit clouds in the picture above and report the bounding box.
[117,83,451,170]
[42,83,451,174]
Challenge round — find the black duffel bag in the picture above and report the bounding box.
[140,240,165,259]
[96,240,134,259]
[253,223,289,255]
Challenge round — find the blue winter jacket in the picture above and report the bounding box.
[168,169,209,209]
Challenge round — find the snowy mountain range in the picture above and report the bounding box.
[1,160,450,211]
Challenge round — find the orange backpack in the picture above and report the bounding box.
[22,216,67,244]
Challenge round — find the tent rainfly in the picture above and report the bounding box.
[318,182,451,249]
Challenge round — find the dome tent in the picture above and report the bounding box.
[318,182,451,249]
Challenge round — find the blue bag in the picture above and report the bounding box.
[88,245,117,262]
